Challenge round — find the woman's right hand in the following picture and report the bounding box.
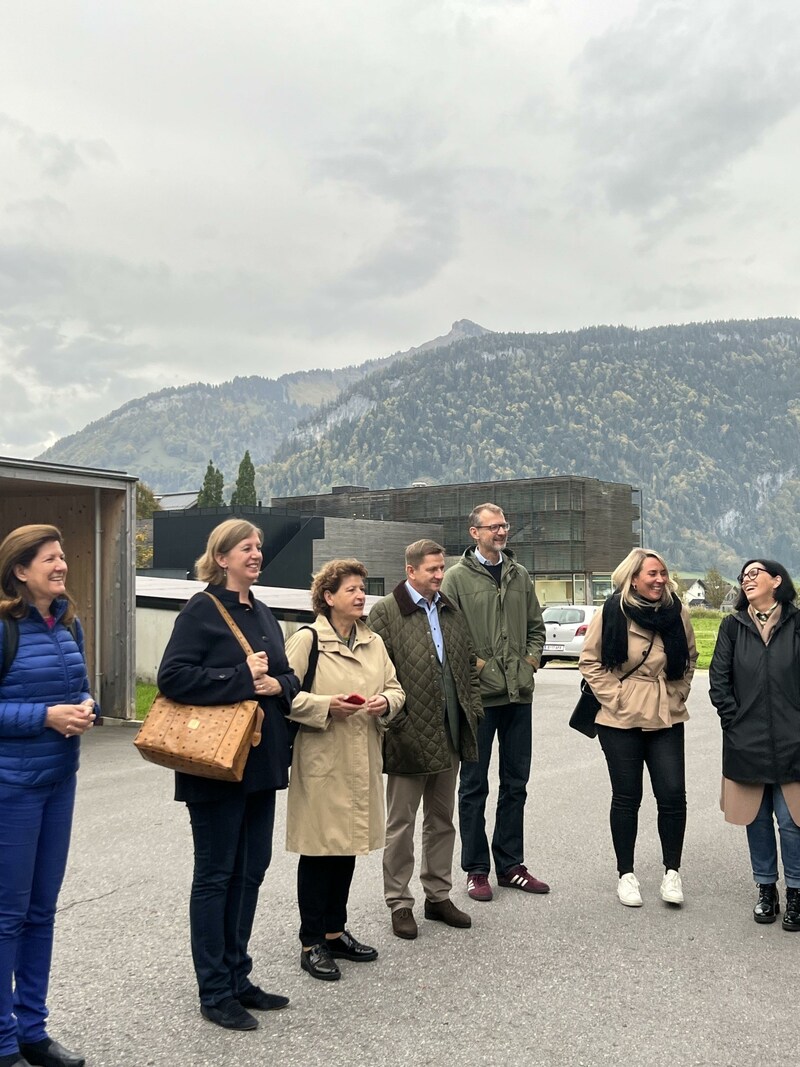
[46,701,96,737]
[328,694,363,721]
[246,651,270,685]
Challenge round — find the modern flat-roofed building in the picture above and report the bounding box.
[272,477,642,605]
[149,504,443,598]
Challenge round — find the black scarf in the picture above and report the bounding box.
[600,592,689,681]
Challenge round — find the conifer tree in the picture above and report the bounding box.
[230,450,257,507]
[198,460,224,507]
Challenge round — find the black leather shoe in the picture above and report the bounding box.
[424,898,472,928]
[19,1041,85,1067]
[1,1058,32,1067]
[238,985,290,1010]
[301,943,341,980]
[783,887,800,932]
[200,996,258,1030]
[753,883,780,924]
[326,929,378,962]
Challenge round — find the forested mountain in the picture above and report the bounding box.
[261,318,800,573]
[38,319,490,491]
[38,317,800,572]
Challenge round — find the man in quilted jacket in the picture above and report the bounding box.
[368,539,483,940]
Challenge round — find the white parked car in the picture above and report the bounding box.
[540,605,602,665]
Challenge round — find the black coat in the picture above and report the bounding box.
[709,604,800,784]
[157,585,300,803]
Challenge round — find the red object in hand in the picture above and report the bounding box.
[345,693,365,705]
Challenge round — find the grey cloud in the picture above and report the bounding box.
[575,0,800,220]
[5,196,71,223]
[0,114,115,182]
[623,277,717,316]
[0,242,292,339]
[315,107,459,306]
[0,319,163,456]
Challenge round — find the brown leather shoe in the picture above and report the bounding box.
[391,907,418,939]
[424,898,472,928]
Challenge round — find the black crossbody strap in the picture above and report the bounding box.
[618,633,656,682]
[296,625,319,692]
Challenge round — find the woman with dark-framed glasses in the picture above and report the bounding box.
[709,559,800,932]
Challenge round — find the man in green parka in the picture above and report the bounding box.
[441,503,549,903]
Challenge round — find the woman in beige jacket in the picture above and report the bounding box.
[579,548,697,908]
[284,559,404,982]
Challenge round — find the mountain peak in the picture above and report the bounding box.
[397,318,493,359]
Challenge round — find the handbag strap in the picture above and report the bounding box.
[203,593,265,746]
[618,633,656,681]
[296,625,319,692]
[203,592,256,656]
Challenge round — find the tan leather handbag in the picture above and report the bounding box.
[134,594,265,781]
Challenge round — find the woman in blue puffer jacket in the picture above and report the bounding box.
[0,525,96,1067]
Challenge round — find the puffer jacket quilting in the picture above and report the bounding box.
[368,583,482,774]
[0,599,91,786]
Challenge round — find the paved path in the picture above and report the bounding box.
[53,670,796,1066]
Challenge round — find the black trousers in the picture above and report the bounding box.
[297,855,356,947]
[597,723,686,875]
[186,789,276,1006]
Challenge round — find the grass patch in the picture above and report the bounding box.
[135,682,158,720]
[688,609,724,670]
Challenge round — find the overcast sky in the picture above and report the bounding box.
[2,0,799,458]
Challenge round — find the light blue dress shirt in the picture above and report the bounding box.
[405,580,444,663]
[475,548,504,566]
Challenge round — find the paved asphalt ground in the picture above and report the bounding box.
[51,669,796,1067]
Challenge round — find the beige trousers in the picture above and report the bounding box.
[383,751,460,911]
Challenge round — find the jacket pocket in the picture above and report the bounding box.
[517,657,534,693]
[295,724,335,778]
[613,676,660,728]
[477,656,507,699]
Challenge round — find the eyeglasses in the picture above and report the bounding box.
[474,523,511,533]
[738,567,769,584]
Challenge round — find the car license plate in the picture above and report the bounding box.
[543,643,565,652]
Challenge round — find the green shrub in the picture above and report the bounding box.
[135,682,158,721]
[687,609,724,669]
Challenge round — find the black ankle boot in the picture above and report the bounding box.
[782,887,800,932]
[753,883,780,924]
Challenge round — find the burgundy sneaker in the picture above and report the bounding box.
[467,872,493,902]
[497,865,550,894]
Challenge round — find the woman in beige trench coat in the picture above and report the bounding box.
[284,559,404,982]
[579,548,697,909]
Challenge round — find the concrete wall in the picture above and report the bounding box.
[313,517,445,592]
[137,609,313,683]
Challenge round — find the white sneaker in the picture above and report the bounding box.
[617,872,642,907]
[660,869,684,904]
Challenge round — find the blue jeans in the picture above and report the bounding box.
[186,789,276,1007]
[458,702,532,875]
[746,784,800,888]
[597,724,686,875]
[0,775,76,1058]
